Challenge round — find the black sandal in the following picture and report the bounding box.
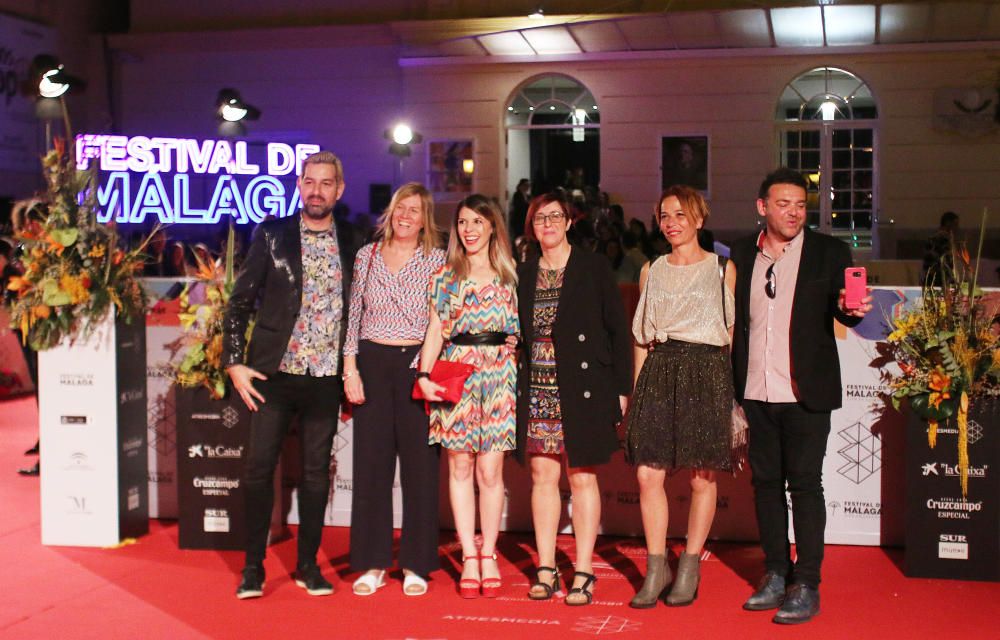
[565,571,597,606]
[528,566,560,600]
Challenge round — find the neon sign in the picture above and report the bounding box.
[75,134,320,225]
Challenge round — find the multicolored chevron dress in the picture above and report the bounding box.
[427,266,519,452]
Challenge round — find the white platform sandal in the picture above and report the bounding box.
[352,569,387,596]
[402,570,428,596]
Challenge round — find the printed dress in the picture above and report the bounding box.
[427,267,519,452]
[526,267,565,455]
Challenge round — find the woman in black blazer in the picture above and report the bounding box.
[515,192,633,606]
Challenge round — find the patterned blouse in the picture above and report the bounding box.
[344,242,447,356]
[430,267,519,341]
[278,217,344,376]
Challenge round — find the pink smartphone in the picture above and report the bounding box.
[844,267,867,309]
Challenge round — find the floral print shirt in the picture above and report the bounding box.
[278,217,344,376]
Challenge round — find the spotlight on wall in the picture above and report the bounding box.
[31,54,85,98]
[216,88,260,123]
[385,122,423,157]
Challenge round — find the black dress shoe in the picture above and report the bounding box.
[772,584,820,625]
[25,441,39,456]
[17,462,40,476]
[742,571,786,611]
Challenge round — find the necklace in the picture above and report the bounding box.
[540,247,570,271]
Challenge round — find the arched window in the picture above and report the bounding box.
[505,74,600,202]
[776,67,879,253]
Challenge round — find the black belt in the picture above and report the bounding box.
[451,332,508,346]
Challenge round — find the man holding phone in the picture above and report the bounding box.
[730,168,871,624]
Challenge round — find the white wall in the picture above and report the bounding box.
[402,50,1000,244]
[105,26,1000,252]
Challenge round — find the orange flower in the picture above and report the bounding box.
[43,233,65,255]
[6,276,27,292]
[113,249,124,265]
[928,369,950,392]
[928,369,952,409]
[32,304,51,319]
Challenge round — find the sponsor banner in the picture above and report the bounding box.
[39,313,149,546]
[284,416,362,527]
[904,397,998,580]
[141,277,187,519]
[176,387,251,549]
[816,300,892,546]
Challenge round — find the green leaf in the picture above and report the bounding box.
[41,281,72,306]
[49,228,79,247]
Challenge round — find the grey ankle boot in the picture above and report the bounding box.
[665,552,700,606]
[629,553,672,609]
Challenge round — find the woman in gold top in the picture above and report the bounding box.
[626,185,736,609]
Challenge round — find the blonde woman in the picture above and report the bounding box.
[627,185,736,609]
[344,183,445,597]
[415,194,519,599]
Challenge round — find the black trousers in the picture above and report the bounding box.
[743,400,831,589]
[349,342,441,577]
[244,372,340,568]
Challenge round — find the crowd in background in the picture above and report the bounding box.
[508,180,717,285]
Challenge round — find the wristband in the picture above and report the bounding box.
[342,370,358,381]
[415,371,430,380]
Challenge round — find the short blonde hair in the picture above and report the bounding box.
[657,185,709,228]
[374,182,439,254]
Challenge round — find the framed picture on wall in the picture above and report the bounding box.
[661,135,709,197]
[427,140,474,199]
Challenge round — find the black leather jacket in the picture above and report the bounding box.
[222,212,353,375]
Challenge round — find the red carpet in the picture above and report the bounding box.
[2,394,997,639]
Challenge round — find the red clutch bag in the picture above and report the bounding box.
[412,360,475,404]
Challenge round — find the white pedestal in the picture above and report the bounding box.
[39,313,149,547]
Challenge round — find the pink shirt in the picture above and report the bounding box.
[344,242,446,356]
[744,230,803,403]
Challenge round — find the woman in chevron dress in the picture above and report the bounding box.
[416,194,519,599]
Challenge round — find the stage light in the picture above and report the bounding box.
[216,89,260,123]
[462,159,474,174]
[384,122,423,157]
[31,55,85,98]
[392,124,414,145]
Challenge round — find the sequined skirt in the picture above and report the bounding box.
[626,340,733,471]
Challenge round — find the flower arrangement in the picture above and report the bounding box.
[884,210,1000,496]
[5,138,150,351]
[171,226,235,399]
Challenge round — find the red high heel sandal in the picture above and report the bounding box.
[459,556,480,599]
[480,552,502,598]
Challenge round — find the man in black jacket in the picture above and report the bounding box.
[222,151,350,599]
[730,168,870,624]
